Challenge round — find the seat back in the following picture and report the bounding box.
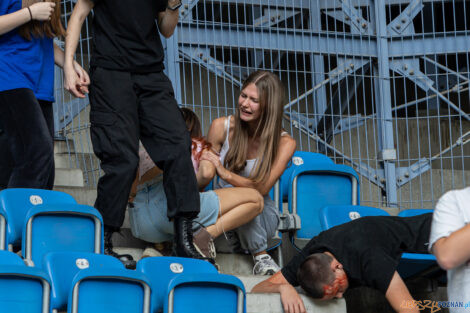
[166,273,245,313]
[0,188,76,249]
[22,203,103,266]
[398,209,433,217]
[396,209,437,278]
[69,268,151,313]
[137,256,218,313]
[288,162,360,241]
[43,252,123,312]
[320,205,390,230]
[279,151,333,204]
[0,251,50,313]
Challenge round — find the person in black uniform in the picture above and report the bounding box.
[252,214,433,313]
[63,0,203,267]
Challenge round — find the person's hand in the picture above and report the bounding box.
[201,150,228,179]
[64,63,87,98]
[279,284,306,313]
[29,2,56,21]
[72,61,90,95]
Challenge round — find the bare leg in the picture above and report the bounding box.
[206,187,263,238]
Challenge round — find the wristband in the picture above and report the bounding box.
[27,7,33,21]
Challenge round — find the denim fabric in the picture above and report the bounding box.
[129,176,219,243]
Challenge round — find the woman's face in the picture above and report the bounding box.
[238,83,261,123]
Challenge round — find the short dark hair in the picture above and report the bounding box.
[296,253,335,298]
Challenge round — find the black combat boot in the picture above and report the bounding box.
[173,217,205,259]
[104,227,137,269]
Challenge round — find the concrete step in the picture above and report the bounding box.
[54,152,100,175]
[53,186,97,206]
[216,252,254,276]
[54,139,75,154]
[246,293,345,313]
[54,168,84,187]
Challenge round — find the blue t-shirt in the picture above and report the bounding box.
[0,0,55,102]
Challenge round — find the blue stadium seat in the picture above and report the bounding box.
[165,273,245,313]
[68,267,151,313]
[43,252,123,313]
[320,205,390,230]
[398,209,433,217]
[278,151,333,205]
[22,203,104,267]
[396,209,437,278]
[0,188,76,250]
[137,257,245,313]
[0,250,51,313]
[270,152,334,263]
[287,160,360,247]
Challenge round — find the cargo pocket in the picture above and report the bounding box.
[90,111,117,161]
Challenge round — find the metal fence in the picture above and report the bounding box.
[55,0,470,210]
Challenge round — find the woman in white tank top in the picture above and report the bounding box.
[202,70,296,275]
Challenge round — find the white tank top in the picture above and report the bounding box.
[215,115,288,189]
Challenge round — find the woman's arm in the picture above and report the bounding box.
[196,159,215,190]
[0,2,55,35]
[64,0,93,98]
[128,166,163,202]
[206,117,228,153]
[202,135,296,195]
[54,43,90,93]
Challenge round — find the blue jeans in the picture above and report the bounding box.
[129,175,220,243]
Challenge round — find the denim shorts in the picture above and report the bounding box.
[129,175,220,243]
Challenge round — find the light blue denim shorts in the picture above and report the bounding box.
[128,175,220,243]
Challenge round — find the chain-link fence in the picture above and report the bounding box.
[55,0,470,210]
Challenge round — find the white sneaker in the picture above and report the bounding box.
[253,254,280,275]
[141,246,162,259]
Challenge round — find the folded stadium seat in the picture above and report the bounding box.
[270,151,334,264]
[137,256,246,313]
[0,250,51,313]
[21,203,104,267]
[320,205,390,230]
[278,151,333,205]
[0,188,76,250]
[287,159,360,249]
[397,209,433,218]
[43,251,125,313]
[397,209,438,278]
[69,265,151,313]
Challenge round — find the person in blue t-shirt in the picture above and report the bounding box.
[0,0,89,190]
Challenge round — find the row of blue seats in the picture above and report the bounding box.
[0,252,244,313]
[0,189,245,313]
[0,188,102,265]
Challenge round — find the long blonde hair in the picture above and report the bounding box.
[224,70,284,183]
[19,0,65,41]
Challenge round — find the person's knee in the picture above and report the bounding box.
[247,189,264,215]
[105,153,139,181]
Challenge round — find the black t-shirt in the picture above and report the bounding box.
[282,213,432,294]
[90,0,168,72]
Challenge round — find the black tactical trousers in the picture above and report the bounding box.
[89,68,200,228]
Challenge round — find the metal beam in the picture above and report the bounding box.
[178,23,378,57]
[389,32,470,57]
[210,0,464,10]
[179,23,470,58]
